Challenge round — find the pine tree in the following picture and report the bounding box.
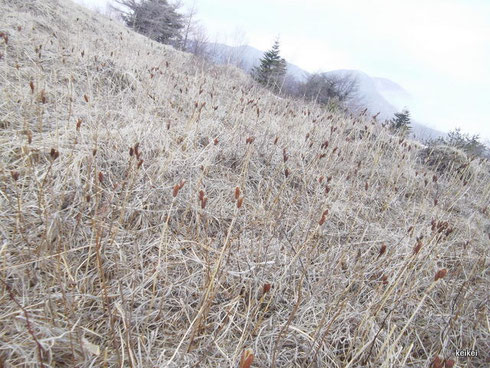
[251,39,287,92]
[389,108,412,136]
[115,0,184,46]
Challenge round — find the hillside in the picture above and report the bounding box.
[0,0,489,367]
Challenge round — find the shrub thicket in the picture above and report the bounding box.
[426,128,488,158]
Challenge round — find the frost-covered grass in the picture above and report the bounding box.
[0,0,489,367]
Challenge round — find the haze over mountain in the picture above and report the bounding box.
[204,43,445,140]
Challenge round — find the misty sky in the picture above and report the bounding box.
[77,0,490,140]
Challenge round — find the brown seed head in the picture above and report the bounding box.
[263,283,271,294]
[443,359,455,368]
[237,197,243,208]
[40,89,47,104]
[98,171,104,183]
[173,184,180,197]
[29,81,35,93]
[50,148,59,160]
[432,355,443,368]
[239,349,254,368]
[11,171,19,181]
[434,269,447,281]
[235,187,240,200]
[319,210,328,226]
[83,94,89,103]
[413,240,423,254]
[378,244,386,258]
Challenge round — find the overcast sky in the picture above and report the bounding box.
[76,0,490,140]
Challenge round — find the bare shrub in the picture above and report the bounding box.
[418,145,475,181]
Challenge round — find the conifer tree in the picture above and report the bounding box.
[115,0,184,46]
[251,39,287,92]
[389,108,412,137]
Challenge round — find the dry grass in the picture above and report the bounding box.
[1,0,489,367]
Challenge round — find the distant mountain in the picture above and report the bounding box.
[323,70,444,139]
[203,43,444,140]
[373,76,412,108]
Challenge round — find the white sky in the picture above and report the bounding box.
[76,0,490,140]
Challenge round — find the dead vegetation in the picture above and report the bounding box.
[0,0,489,367]
[418,145,475,183]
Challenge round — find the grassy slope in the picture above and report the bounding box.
[0,0,489,367]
